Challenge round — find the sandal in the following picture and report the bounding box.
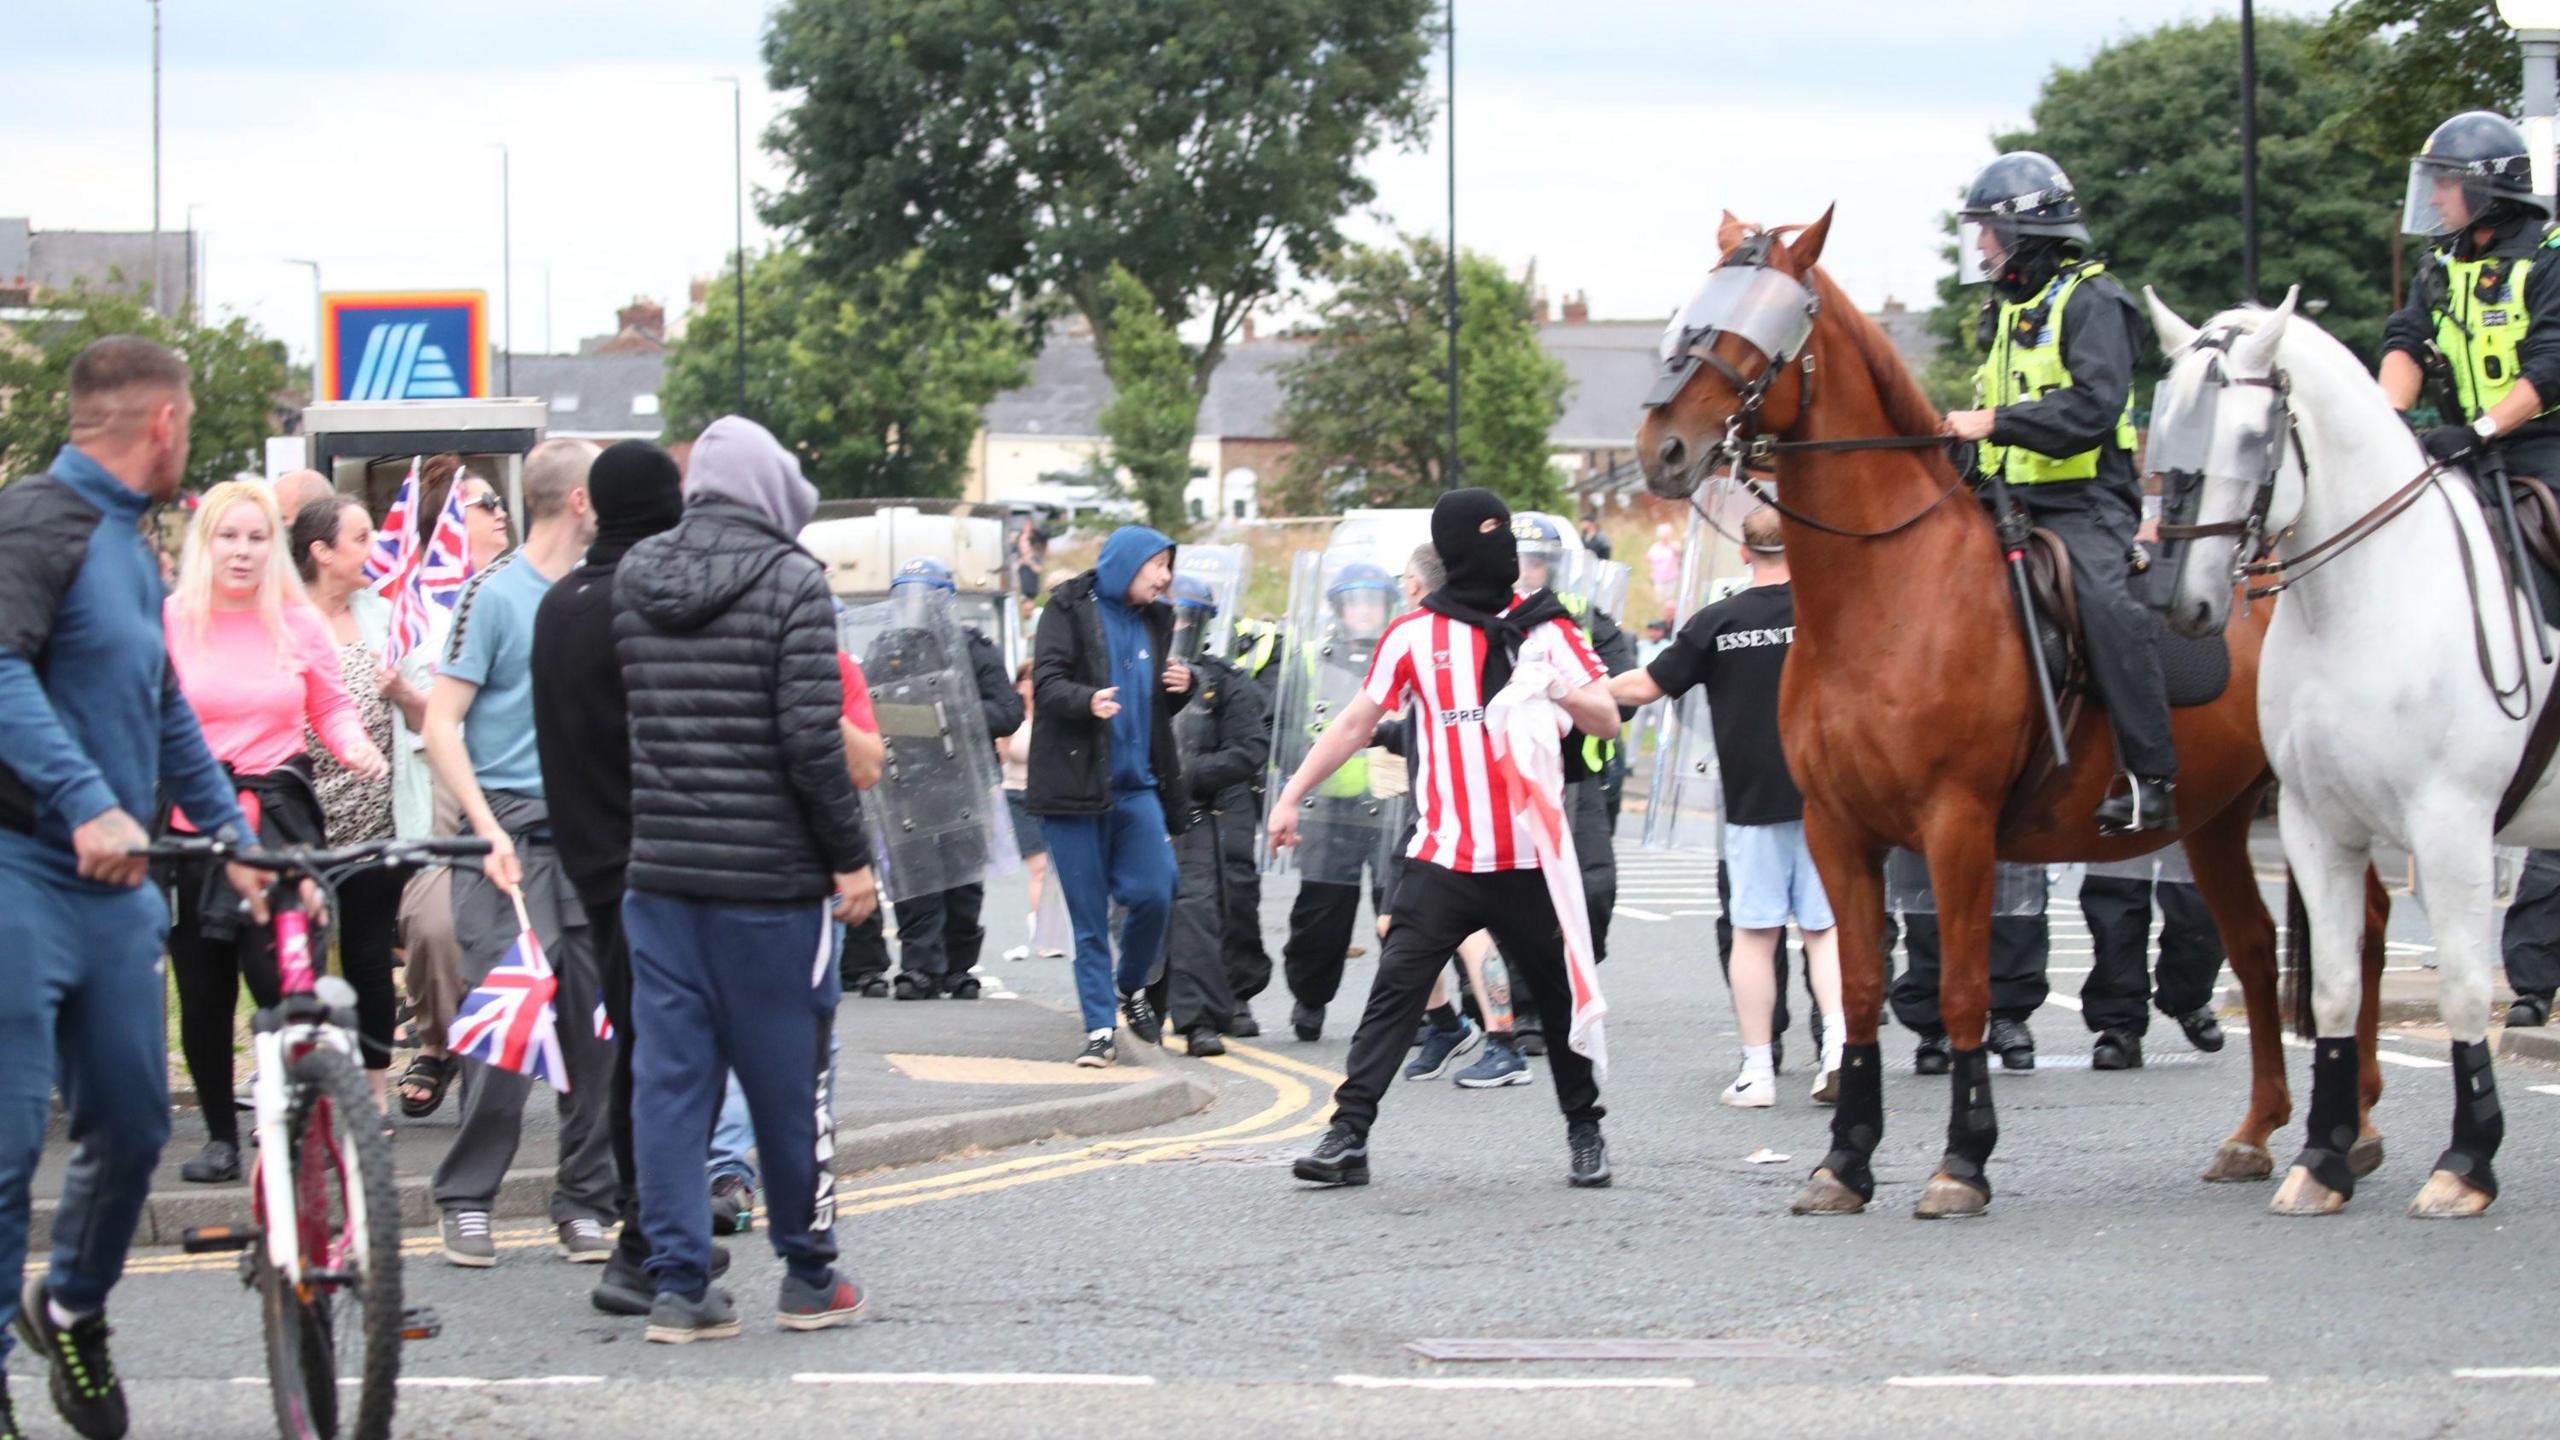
[399,1052,458,1118]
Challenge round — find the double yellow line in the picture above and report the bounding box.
[123,1041,1342,1278]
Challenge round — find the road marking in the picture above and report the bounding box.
[795,1372,1157,1387]
[231,1376,599,1389]
[1336,1375,1697,1391]
[2529,1085,2560,1098]
[1887,1374,2268,1389]
[2454,1366,2560,1379]
[1618,907,1669,921]
[2374,1051,2453,1069]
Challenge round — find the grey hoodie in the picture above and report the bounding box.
[686,415,818,533]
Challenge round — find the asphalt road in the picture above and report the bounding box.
[14,844,2560,1440]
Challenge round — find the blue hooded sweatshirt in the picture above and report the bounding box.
[1092,525,1174,794]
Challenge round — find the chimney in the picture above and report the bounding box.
[1533,292,1551,326]
[618,298,666,342]
[1561,290,1589,325]
[1881,295,1907,314]
[1242,313,1257,343]
[690,278,709,308]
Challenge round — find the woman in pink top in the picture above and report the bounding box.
[163,481,386,1182]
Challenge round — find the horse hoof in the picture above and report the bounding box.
[2407,1169,2494,1220]
[2202,1140,2274,1183]
[2269,1165,2347,1216]
[1912,1173,1990,1219]
[2349,1133,2385,1179]
[1789,1168,1868,1216]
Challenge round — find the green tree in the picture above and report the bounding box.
[2316,0,2517,164]
[1094,264,1200,535]
[0,279,287,491]
[1272,236,1570,514]
[759,0,1437,494]
[1922,17,2403,394]
[661,248,1027,499]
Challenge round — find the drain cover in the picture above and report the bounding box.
[1406,1338,1832,1362]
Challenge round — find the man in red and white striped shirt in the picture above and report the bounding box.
[1270,488,1621,1189]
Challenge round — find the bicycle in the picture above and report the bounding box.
[138,833,491,1440]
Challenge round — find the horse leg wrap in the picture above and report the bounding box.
[2430,1039,2503,1201]
[2287,1038,2362,1198]
[1815,1043,1884,1202]
[1935,1047,1997,1198]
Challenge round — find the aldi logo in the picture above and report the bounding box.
[321,291,488,401]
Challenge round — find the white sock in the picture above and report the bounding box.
[48,1297,92,1330]
[1741,1043,1774,1073]
[1088,1027,1114,1042]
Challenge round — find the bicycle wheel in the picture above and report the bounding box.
[259,1044,403,1440]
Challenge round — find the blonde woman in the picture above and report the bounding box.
[163,481,386,1182]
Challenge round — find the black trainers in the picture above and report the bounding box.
[592,1244,732,1317]
[13,1279,126,1440]
[179,1138,239,1184]
[1291,1003,1323,1042]
[1074,1030,1118,1068]
[1292,1125,1370,1187]
[1567,1120,1612,1188]
[1120,992,1163,1045]
[892,972,937,1001]
[1988,1017,2036,1071]
[709,1174,756,1236]
[2092,1029,2145,1070]
[2174,1006,2228,1051]
[1913,1034,1952,1075]
[645,1287,741,1345]
[1225,1008,1262,1038]
[1185,1025,1227,1058]
[2095,774,2177,835]
[2508,992,2553,1029]
[776,1269,867,1332]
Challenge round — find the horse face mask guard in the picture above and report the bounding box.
[2151,329,2295,582]
[1645,232,1823,466]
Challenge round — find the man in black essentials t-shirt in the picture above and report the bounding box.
[1610,508,1845,1109]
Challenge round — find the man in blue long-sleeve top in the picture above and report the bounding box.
[0,337,271,1440]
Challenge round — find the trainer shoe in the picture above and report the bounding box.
[2510,993,2554,1029]
[13,1280,124,1440]
[1811,1046,1844,1105]
[557,1217,614,1263]
[777,1269,867,1332]
[1567,1119,1612,1188]
[1185,1025,1228,1058]
[1913,1034,1952,1074]
[1002,942,1032,962]
[1719,1065,1777,1108]
[1989,1017,2036,1071]
[593,1245,732,1317]
[1224,1007,1262,1038]
[710,1174,757,1236]
[1405,1018,1483,1081]
[1120,991,1164,1045]
[2174,1007,2228,1051]
[893,972,937,1001]
[178,1138,239,1184]
[2092,1029,2145,1071]
[441,1210,497,1268]
[1291,1003,1324,1042]
[1454,1035,1534,1088]
[1515,1030,1548,1057]
[644,1287,741,1345]
[1074,1029,1118,1068]
[1292,1125,1370,1186]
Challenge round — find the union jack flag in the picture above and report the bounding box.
[361,457,422,587]
[375,476,476,668]
[448,926,569,1092]
[593,1000,613,1043]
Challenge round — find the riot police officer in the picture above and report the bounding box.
[1158,576,1272,1054]
[880,558,1023,1000]
[2381,111,2560,484]
[1942,150,2173,835]
[1513,514,1637,979]
[1277,560,1402,1041]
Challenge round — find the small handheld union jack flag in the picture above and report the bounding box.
[361,457,421,588]
[448,909,569,1093]
[376,472,477,669]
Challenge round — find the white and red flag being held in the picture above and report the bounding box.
[1481,647,1609,1080]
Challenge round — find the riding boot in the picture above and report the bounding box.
[2288,1037,2363,1198]
[1938,1046,1997,1200]
[2432,1039,2504,1202]
[2095,774,2177,835]
[1813,1042,1883,1202]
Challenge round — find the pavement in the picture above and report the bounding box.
[18,820,2560,1439]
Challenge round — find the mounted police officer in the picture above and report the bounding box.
[1941,150,2172,834]
[1158,575,1272,1055]
[2380,111,2560,486]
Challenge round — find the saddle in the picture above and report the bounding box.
[2018,531,2230,710]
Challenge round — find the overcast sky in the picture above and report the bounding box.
[5,1,2328,365]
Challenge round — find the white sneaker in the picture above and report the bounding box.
[1720,1067,1777,1108]
[1003,943,1032,962]
[1812,1041,1845,1104]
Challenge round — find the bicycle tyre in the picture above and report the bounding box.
[260,1045,403,1440]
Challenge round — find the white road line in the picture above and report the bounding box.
[2374,1051,2453,1069]
[2455,1366,2560,1379]
[1886,1374,2268,1389]
[793,1373,1158,1387]
[1335,1375,1697,1391]
[2529,1085,2560,1098]
[1618,907,1669,922]
[2043,992,2084,1011]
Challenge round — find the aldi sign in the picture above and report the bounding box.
[321,291,488,401]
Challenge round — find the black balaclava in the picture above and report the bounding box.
[1421,486,1567,698]
[587,439,684,567]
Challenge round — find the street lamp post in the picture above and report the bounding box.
[285,258,322,394]
[149,0,163,316]
[2240,0,2260,301]
[1443,0,1459,492]
[495,143,513,395]
[2503,1,2560,212]
[717,77,749,415]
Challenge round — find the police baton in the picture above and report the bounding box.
[2480,447,2555,665]
[1980,464,2072,770]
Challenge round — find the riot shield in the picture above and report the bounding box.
[1174,544,1250,660]
[843,589,1011,904]
[1638,495,1753,852]
[1590,560,1632,625]
[1263,542,1400,883]
[1885,849,2050,916]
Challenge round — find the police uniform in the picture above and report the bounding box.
[1278,627,1395,1023]
[889,622,1023,998]
[1162,652,1272,1043]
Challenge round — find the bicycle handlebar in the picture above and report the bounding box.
[131,834,494,878]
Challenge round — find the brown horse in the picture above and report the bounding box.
[1638,210,2385,1217]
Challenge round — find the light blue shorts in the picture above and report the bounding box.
[1724,820,1835,931]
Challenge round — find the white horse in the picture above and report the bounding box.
[2145,286,2553,1218]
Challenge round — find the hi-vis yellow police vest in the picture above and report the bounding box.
[1975,261,2140,484]
[2435,228,2560,423]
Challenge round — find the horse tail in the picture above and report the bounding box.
[2283,871,2315,1041]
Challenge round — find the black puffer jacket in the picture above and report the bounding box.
[1025,570,1191,833]
[614,496,870,901]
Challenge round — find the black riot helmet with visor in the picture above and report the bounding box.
[1511,513,1568,596]
[2402,110,2548,239]
[1168,574,1217,666]
[1957,151,2091,286]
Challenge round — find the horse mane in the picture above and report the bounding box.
[1806,262,1957,465]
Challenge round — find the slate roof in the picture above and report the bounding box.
[502,350,665,439]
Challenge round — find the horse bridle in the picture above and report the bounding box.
[2152,330,2301,572]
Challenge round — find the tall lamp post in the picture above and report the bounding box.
[716,76,750,415]
[285,258,323,395]
[1442,0,1459,492]
[2503,0,2560,213]
[149,0,164,316]
[494,143,514,395]
[2240,0,2260,301]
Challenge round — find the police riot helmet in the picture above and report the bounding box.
[1168,574,1219,615]
[1957,151,2090,284]
[891,556,957,593]
[1511,514,1568,593]
[2402,111,2547,238]
[1326,561,1398,639]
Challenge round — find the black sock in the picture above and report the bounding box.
[1427,1003,1461,1032]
